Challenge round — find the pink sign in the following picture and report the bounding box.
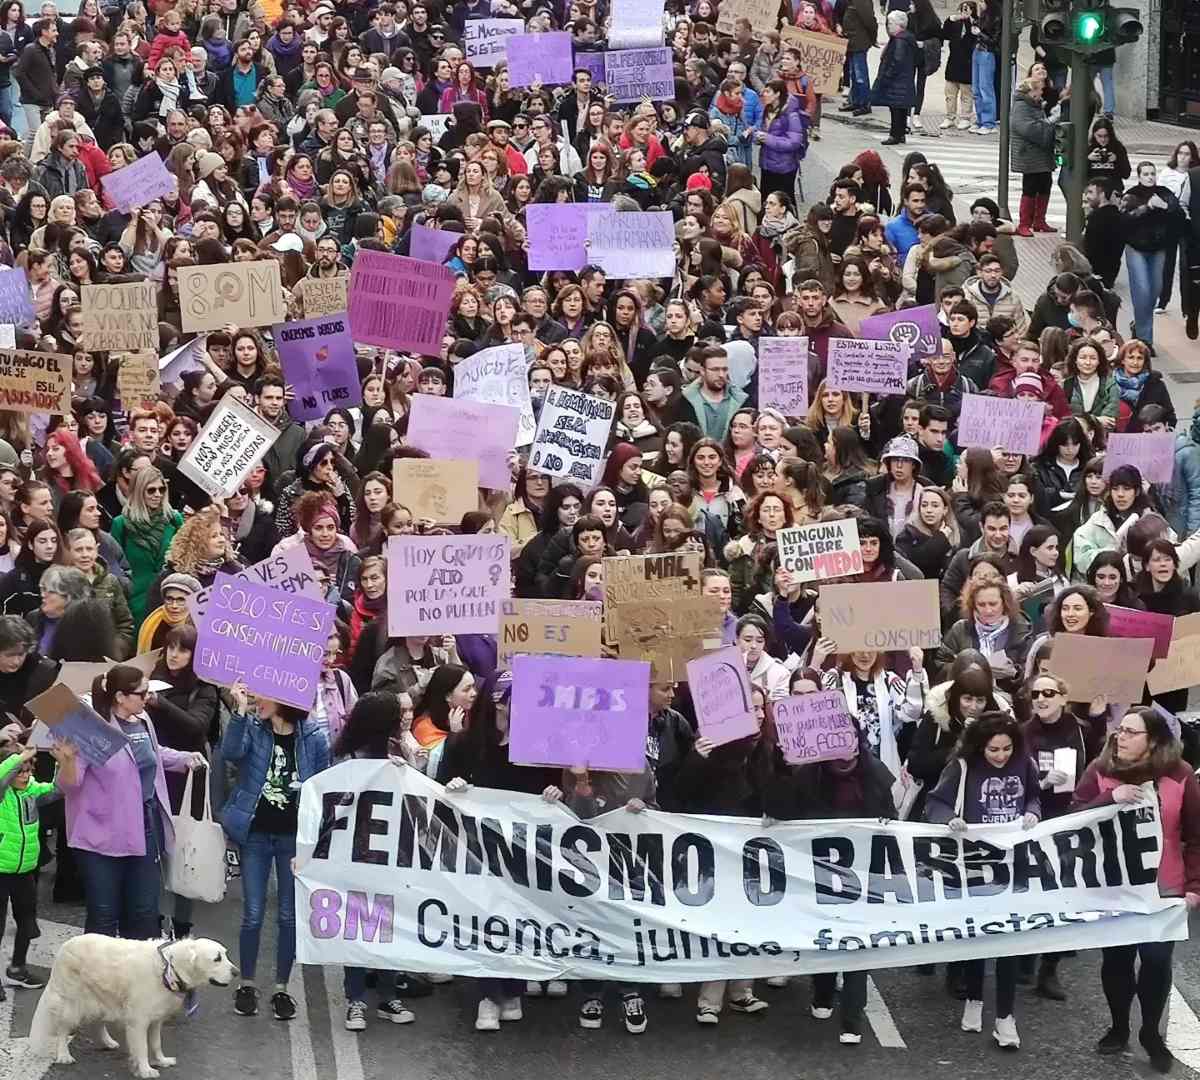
[405,394,521,490]
[757,336,810,417]
[1106,604,1174,659]
[1102,432,1176,485]
[409,223,460,265]
[686,646,758,748]
[956,393,1044,456]
[386,534,511,636]
[100,152,176,213]
[347,249,455,355]
[772,691,858,765]
[826,338,908,395]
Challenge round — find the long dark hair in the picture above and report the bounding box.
[1046,584,1109,635]
[92,663,144,717]
[1035,415,1092,468]
[154,623,198,689]
[333,691,399,760]
[953,710,1026,764]
[50,598,116,662]
[945,649,999,725]
[1014,524,1063,581]
[1086,549,1140,607]
[417,664,470,731]
[538,482,585,537]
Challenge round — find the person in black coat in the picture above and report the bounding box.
[227,489,278,567]
[1117,343,1175,432]
[871,12,918,145]
[75,67,125,150]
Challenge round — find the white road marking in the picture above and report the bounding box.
[288,967,319,1080]
[1167,985,1200,1071]
[323,964,366,1080]
[865,976,907,1048]
[0,919,81,1080]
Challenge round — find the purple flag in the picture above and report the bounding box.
[509,655,651,770]
[409,223,461,265]
[100,151,176,213]
[506,31,575,86]
[274,313,361,421]
[686,646,758,747]
[348,249,455,355]
[859,304,942,366]
[405,394,521,489]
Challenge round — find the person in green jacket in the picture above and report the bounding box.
[110,467,184,631]
[0,734,78,994]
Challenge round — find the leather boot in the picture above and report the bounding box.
[1016,195,1035,237]
[1033,193,1057,232]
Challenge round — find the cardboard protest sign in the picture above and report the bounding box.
[858,303,941,365]
[717,0,780,35]
[348,249,456,355]
[499,598,603,670]
[54,661,115,697]
[1147,615,1200,695]
[463,18,523,66]
[1102,433,1176,484]
[195,573,335,710]
[27,683,129,767]
[526,203,613,272]
[118,650,163,678]
[114,351,160,408]
[0,268,35,326]
[187,545,323,624]
[604,47,675,102]
[505,30,574,85]
[773,691,858,765]
[529,384,615,487]
[587,209,674,277]
[386,534,511,636]
[301,276,348,319]
[509,655,651,770]
[1048,633,1154,704]
[1106,605,1174,660]
[80,282,158,351]
[778,26,848,94]
[687,646,758,747]
[603,552,703,637]
[405,394,521,490]
[179,260,285,332]
[827,338,908,395]
[177,395,279,498]
[409,223,460,265]
[100,151,175,213]
[392,458,479,525]
[777,518,863,583]
[608,0,664,47]
[275,313,361,422]
[956,393,1044,456]
[611,595,724,682]
[818,580,941,652]
[0,348,70,415]
[453,342,536,445]
[757,336,810,417]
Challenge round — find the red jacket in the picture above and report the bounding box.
[147,30,191,72]
[503,144,527,175]
[77,140,113,204]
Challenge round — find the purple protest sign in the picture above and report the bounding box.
[195,572,335,710]
[409,223,461,266]
[1102,432,1176,484]
[386,534,511,636]
[274,312,361,421]
[574,50,606,84]
[757,336,810,417]
[826,338,908,395]
[773,692,857,765]
[605,47,674,102]
[100,151,176,213]
[509,655,651,770]
[859,304,941,365]
[506,30,574,86]
[956,393,1044,456]
[686,646,758,747]
[526,203,612,272]
[187,544,324,625]
[1106,604,1174,659]
[0,268,35,326]
[348,249,456,355]
[405,393,521,489]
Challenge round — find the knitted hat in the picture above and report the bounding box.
[161,572,203,597]
[196,151,225,180]
[1012,372,1045,399]
[685,172,713,191]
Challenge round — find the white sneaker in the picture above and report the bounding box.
[696,1006,720,1025]
[956,119,971,130]
[939,118,954,129]
[475,999,501,1032]
[545,980,568,998]
[344,1001,368,1032]
[968,124,982,134]
[912,116,923,129]
[812,1004,834,1020]
[499,997,523,1022]
[766,975,789,987]
[993,1014,1020,1050]
[961,999,983,1033]
[840,1031,863,1044]
[524,981,543,996]
[659,983,683,998]
[1155,306,1167,314]
[978,127,997,134]
[424,972,454,984]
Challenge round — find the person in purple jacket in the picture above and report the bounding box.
[750,79,806,202]
[59,664,206,940]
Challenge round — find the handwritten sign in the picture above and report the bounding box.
[177,395,279,498]
[301,276,348,319]
[392,458,479,525]
[827,338,908,395]
[779,26,848,94]
[1105,604,1174,660]
[526,202,613,272]
[100,150,175,213]
[27,683,129,767]
[386,534,510,636]
[956,393,1045,456]
[195,573,335,710]
[275,313,361,422]
[114,351,160,408]
[420,114,452,142]
[529,384,616,488]
[818,580,942,652]
[187,544,323,625]
[717,0,780,35]
[0,347,70,415]
[1048,633,1154,704]
[499,598,603,670]
[757,336,810,417]
[179,260,285,333]
[777,518,863,584]
[409,223,460,265]
[405,394,520,490]
[0,268,35,326]
[604,552,702,638]
[509,655,650,770]
[604,47,675,103]
[858,303,941,365]
[587,209,674,278]
[773,691,858,765]
[1102,432,1176,485]
[687,646,758,747]
[462,18,523,67]
[453,342,536,445]
[611,595,724,682]
[80,282,158,352]
[348,249,455,355]
[505,30,574,86]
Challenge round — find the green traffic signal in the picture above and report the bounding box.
[1075,9,1103,41]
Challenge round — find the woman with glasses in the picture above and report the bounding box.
[111,468,183,629]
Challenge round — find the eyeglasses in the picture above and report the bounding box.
[1116,726,1147,737]
[122,687,148,698]
[145,485,166,494]
[1030,688,1061,699]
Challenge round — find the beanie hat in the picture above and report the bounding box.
[1012,372,1045,399]
[686,172,713,191]
[196,151,225,180]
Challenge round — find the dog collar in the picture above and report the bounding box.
[157,941,199,1019]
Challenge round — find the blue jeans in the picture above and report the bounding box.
[1126,248,1166,345]
[239,831,296,984]
[77,803,163,939]
[344,967,395,1002]
[1096,64,1116,114]
[972,48,997,128]
[848,50,870,108]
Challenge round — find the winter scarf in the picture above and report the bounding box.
[124,511,170,557]
[202,37,233,69]
[759,210,799,240]
[286,162,318,201]
[974,616,1010,655]
[349,590,385,653]
[1114,366,1149,406]
[155,77,180,118]
[266,30,303,63]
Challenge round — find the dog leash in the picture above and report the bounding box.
[157,940,200,1019]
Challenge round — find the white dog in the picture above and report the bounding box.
[29,935,238,1078]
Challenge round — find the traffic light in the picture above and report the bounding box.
[1071,0,1105,48]
[1108,5,1144,43]
[1061,0,1143,51]
[1054,122,1072,167]
[1038,0,1070,45]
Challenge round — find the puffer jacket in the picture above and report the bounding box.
[0,751,58,874]
[1168,421,1200,539]
[1073,505,1124,575]
[758,96,807,175]
[962,275,1030,337]
[1009,88,1055,174]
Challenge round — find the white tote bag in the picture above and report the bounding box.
[169,767,228,904]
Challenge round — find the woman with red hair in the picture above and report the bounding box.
[852,149,893,215]
[40,429,102,507]
[439,61,489,121]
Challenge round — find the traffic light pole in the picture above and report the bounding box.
[1065,48,1091,241]
[997,0,1018,221]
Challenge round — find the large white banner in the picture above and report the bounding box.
[294,761,1187,981]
